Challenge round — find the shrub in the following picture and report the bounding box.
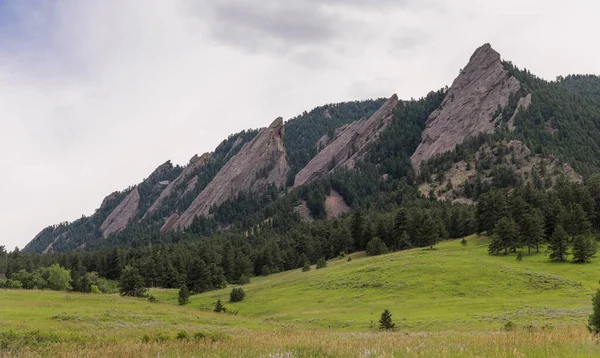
[147,295,158,303]
[90,285,102,294]
[176,331,189,340]
[461,238,467,246]
[260,266,271,276]
[230,288,245,302]
[504,321,516,331]
[347,256,352,262]
[316,257,327,269]
[302,263,311,272]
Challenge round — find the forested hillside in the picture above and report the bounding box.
[11,43,600,299]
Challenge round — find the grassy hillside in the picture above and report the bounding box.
[154,235,599,331]
[4,237,600,356]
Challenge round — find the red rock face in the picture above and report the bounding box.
[411,43,525,170]
[143,152,210,219]
[99,187,140,238]
[293,94,398,188]
[173,117,289,230]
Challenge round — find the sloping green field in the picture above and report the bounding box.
[3,235,600,357]
[154,235,599,331]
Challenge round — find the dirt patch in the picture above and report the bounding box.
[325,190,351,219]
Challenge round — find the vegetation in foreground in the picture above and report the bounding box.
[3,236,600,356]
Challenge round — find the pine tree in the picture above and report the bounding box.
[588,289,600,334]
[350,210,364,250]
[378,309,395,330]
[488,217,518,255]
[316,257,327,269]
[119,265,147,297]
[572,235,597,263]
[548,225,569,261]
[178,284,190,305]
[214,299,226,313]
[366,237,388,256]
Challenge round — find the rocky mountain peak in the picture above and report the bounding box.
[411,43,526,170]
[172,117,289,230]
[293,94,398,188]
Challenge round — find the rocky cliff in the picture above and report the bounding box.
[99,187,140,238]
[293,94,398,188]
[143,153,211,219]
[173,117,289,230]
[411,43,528,170]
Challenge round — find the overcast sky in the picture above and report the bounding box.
[0,0,598,250]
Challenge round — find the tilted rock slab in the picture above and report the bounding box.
[173,117,289,230]
[99,187,140,238]
[411,43,523,170]
[143,153,211,219]
[293,94,398,188]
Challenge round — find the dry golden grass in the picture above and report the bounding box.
[4,327,599,357]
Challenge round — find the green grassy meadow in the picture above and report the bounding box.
[154,235,599,331]
[3,235,600,356]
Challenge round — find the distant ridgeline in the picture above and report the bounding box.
[7,43,600,294]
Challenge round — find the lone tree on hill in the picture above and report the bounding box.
[118,265,147,298]
[178,284,190,305]
[214,299,226,313]
[379,309,395,330]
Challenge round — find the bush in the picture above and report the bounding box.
[90,285,102,294]
[176,331,189,340]
[316,257,327,269]
[347,256,352,262]
[504,321,516,331]
[302,262,311,272]
[147,295,158,303]
[230,287,245,302]
[460,238,467,246]
[366,237,388,256]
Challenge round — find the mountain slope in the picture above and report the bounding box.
[411,43,529,170]
[174,117,289,230]
[293,94,398,188]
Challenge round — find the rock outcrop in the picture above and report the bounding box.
[293,94,398,188]
[160,213,180,232]
[100,187,140,238]
[173,117,289,230]
[411,43,525,170]
[143,153,210,219]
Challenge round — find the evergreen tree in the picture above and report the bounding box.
[214,299,226,313]
[178,284,190,305]
[548,225,569,261]
[588,289,600,334]
[488,217,518,255]
[378,309,395,330]
[572,235,597,263]
[350,210,364,250]
[316,257,327,269]
[520,209,545,254]
[366,237,388,256]
[119,265,147,297]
